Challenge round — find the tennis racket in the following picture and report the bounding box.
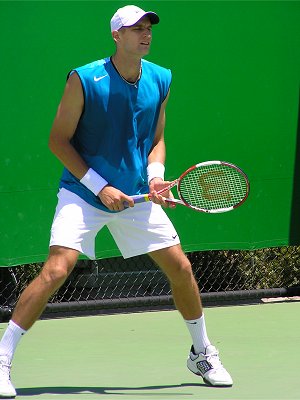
[128,161,250,213]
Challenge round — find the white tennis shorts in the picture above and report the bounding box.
[50,188,180,259]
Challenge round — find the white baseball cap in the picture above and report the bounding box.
[110,5,159,32]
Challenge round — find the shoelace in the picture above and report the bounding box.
[0,358,11,382]
[205,351,223,370]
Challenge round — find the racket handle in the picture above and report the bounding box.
[123,194,151,208]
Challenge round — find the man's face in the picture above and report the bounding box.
[118,16,153,57]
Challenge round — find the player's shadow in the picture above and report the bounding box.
[16,382,224,397]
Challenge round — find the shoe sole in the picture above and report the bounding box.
[187,364,233,387]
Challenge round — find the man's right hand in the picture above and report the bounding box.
[98,186,134,212]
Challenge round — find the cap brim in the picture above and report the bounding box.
[145,12,159,25]
[123,11,160,27]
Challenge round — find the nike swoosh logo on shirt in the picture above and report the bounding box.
[93,74,108,82]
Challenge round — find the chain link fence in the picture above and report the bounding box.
[1,246,300,321]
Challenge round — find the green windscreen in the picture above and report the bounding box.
[1,1,299,266]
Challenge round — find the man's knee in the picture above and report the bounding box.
[40,264,69,288]
[167,258,195,286]
[39,247,78,289]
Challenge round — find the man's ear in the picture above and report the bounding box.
[112,30,120,44]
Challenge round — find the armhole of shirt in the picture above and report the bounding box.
[67,69,86,118]
[162,74,172,103]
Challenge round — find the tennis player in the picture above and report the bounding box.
[0,5,232,397]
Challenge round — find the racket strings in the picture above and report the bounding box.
[179,164,248,211]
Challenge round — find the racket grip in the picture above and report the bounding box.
[123,194,151,208]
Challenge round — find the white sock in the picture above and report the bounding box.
[185,314,211,354]
[0,320,27,362]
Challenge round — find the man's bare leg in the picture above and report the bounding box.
[0,246,80,397]
[149,244,233,386]
[12,246,79,330]
[149,244,202,320]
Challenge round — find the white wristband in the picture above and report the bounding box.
[147,162,165,184]
[80,168,108,196]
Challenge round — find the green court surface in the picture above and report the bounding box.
[1,302,299,400]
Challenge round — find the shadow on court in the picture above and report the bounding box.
[16,383,218,397]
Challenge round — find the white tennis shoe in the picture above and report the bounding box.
[187,345,233,386]
[0,356,16,398]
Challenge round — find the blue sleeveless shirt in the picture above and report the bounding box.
[59,57,172,212]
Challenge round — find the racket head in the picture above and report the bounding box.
[177,161,250,213]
